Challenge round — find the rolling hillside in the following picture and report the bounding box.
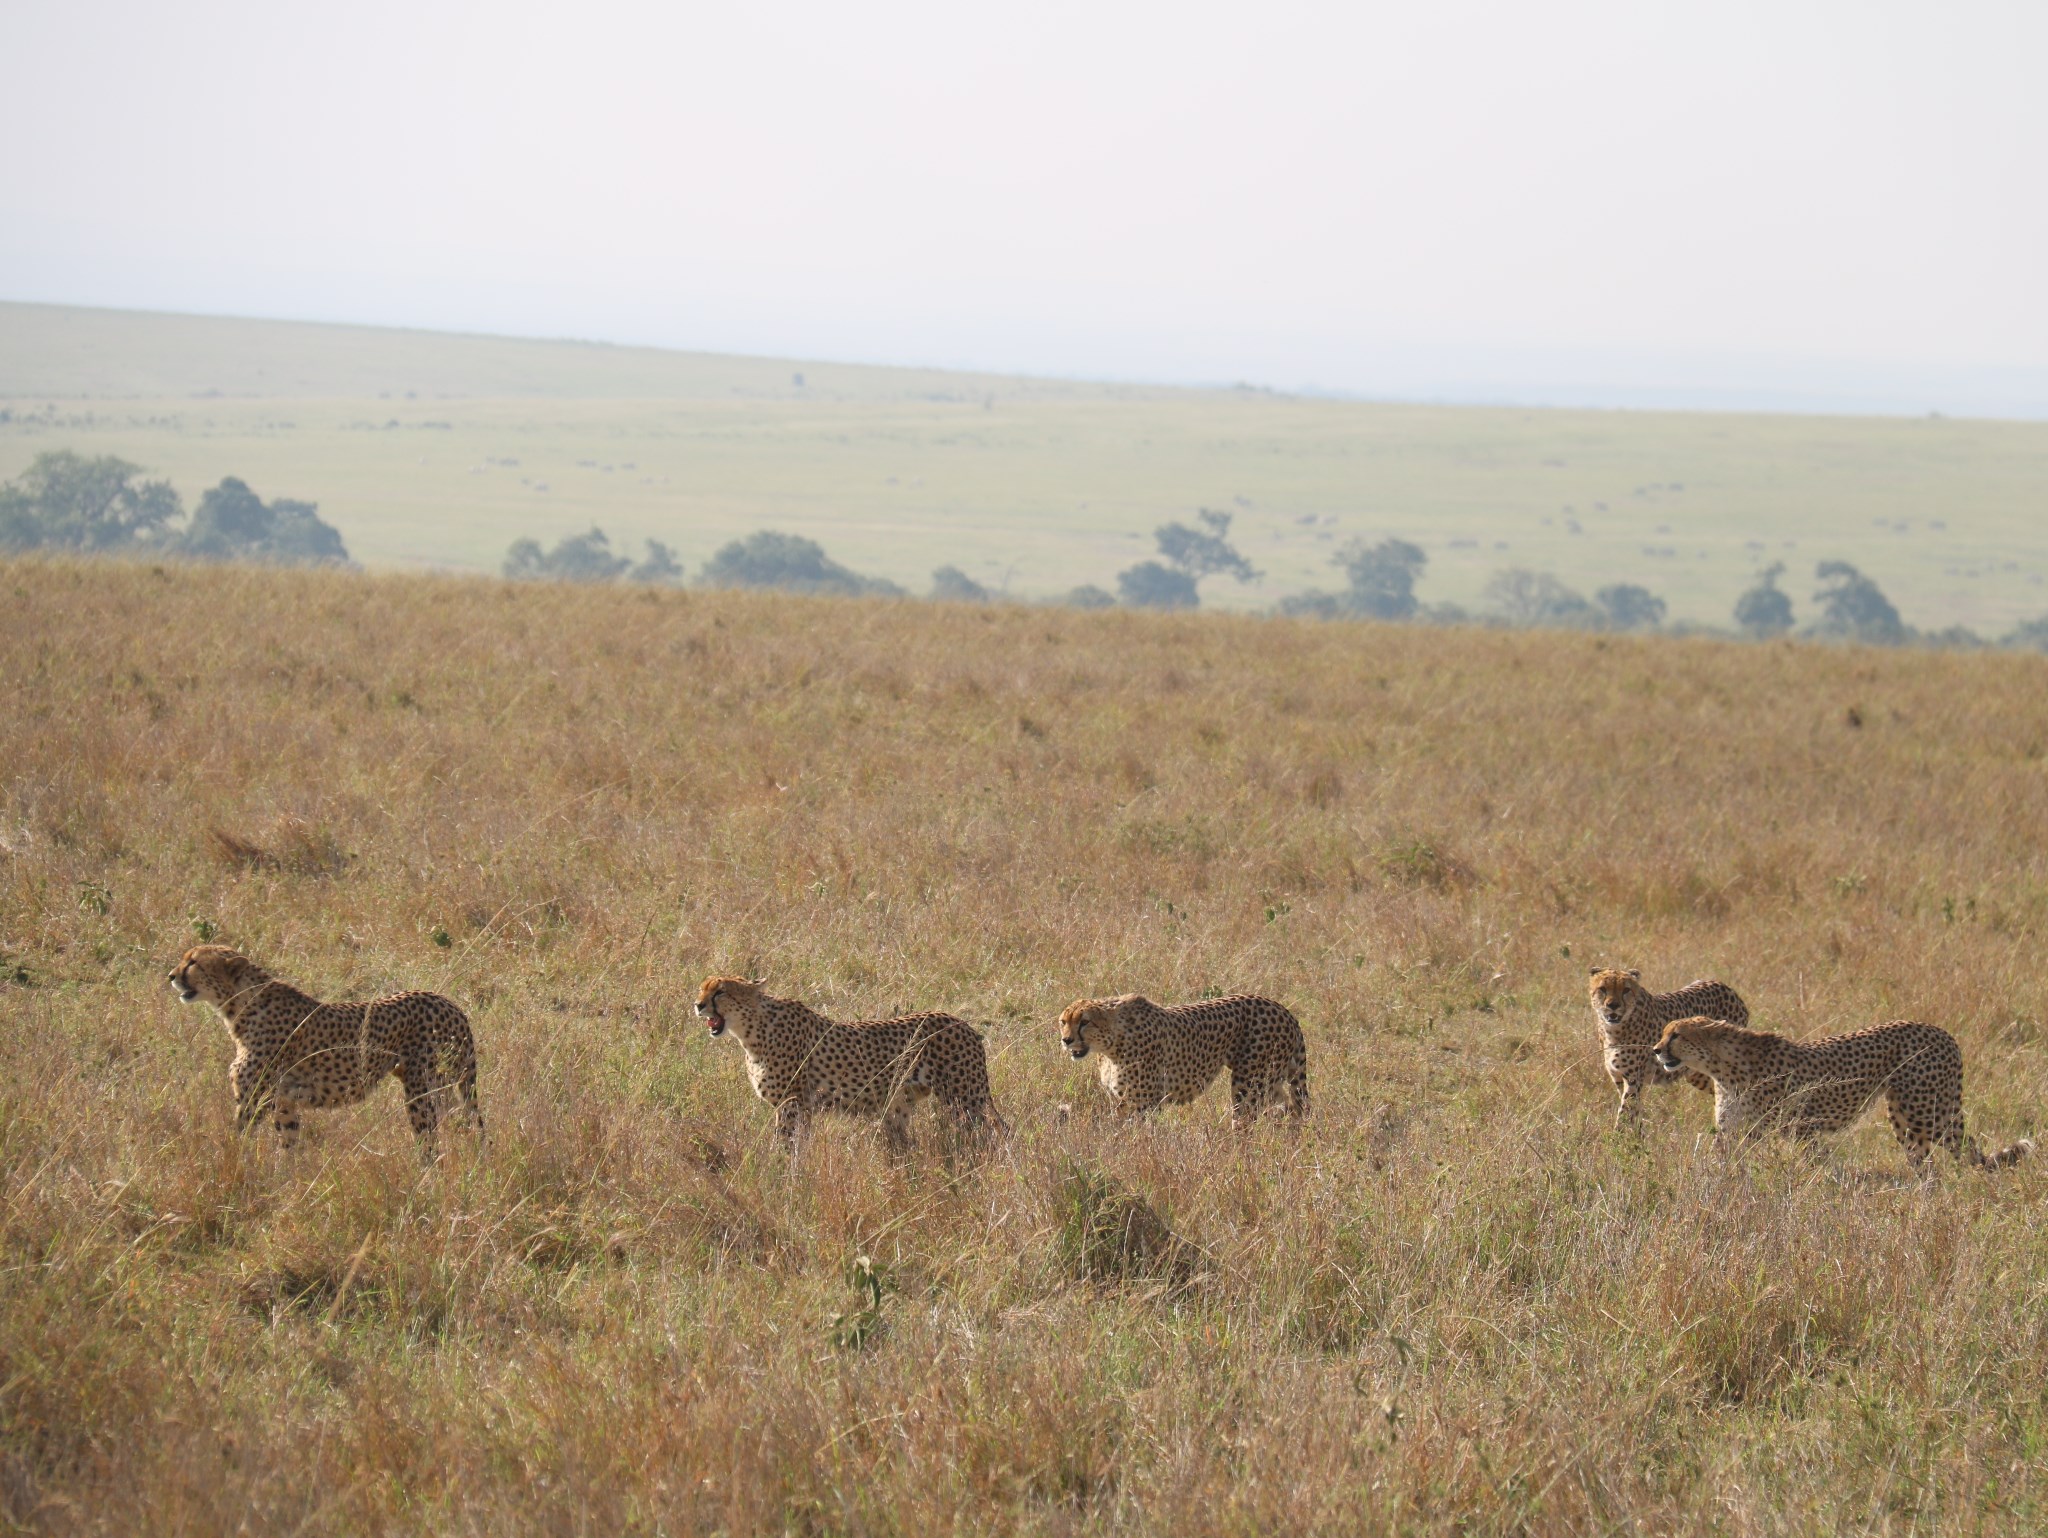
[4,301,2047,630]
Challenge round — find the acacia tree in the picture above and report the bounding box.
[1484,568,1596,627]
[1812,560,1906,644]
[180,477,350,565]
[0,451,182,552]
[1733,562,1794,638]
[1118,508,1258,609]
[1594,583,1666,631]
[1334,538,1427,619]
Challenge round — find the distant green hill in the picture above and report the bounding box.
[0,301,1130,403]
[4,301,2046,631]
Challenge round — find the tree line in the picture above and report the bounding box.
[0,451,350,566]
[6,450,2039,649]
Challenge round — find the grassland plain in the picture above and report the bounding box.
[7,557,2048,1534]
[6,302,2048,631]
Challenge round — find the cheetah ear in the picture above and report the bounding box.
[748,976,766,987]
[1626,969,1640,980]
[1587,966,1599,977]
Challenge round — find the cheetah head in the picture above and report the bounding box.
[169,944,268,1008]
[1652,1015,1734,1078]
[1059,997,1134,1060]
[695,976,765,1040]
[1587,968,1645,1028]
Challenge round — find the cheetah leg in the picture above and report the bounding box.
[234,1089,269,1135]
[939,1088,998,1146]
[271,1099,304,1150]
[397,1057,446,1157]
[773,1098,807,1153]
[1612,1073,1644,1129]
[231,1056,273,1136]
[1111,1077,1163,1121]
[1884,1099,1936,1175]
[880,1083,929,1155]
[1285,1065,1310,1120]
[1229,1072,1281,1131]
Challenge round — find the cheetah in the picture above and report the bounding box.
[169,944,482,1155]
[694,976,998,1152]
[1587,967,1748,1125]
[1058,993,1309,1128]
[1652,1016,2031,1171]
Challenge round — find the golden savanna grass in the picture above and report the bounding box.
[6,556,2048,1534]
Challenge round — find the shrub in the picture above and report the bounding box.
[2006,616,2048,653]
[699,530,903,597]
[1116,560,1199,610]
[1483,568,1596,628]
[504,528,630,582]
[1052,1164,1200,1288]
[930,565,990,603]
[504,529,683,584]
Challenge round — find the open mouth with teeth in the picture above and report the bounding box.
[704,1012,726,1037]
[1066,1042,1087,1059]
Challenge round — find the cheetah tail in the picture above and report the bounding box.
[1973,1136,2032,1170]
[460,1063,486,1141]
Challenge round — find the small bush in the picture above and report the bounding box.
[1053,1163,1201,1289]
[699,530,903,596]
[930,565,990,603]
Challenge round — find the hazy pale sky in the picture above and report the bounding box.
[4,0,2045,410]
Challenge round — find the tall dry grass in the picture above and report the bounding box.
[5,556,2048,1534]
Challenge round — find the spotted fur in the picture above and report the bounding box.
[694,976,997,1152]
[1058,993,1309,1128]
[1653,1016,2031,1171]
[1588,967,1748,1125]
[170,944,482,1155]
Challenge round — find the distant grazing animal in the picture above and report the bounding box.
[1058,993,1308,1127]
[693,976,998,1152]
[1587,968,1748,1125]
[1653,1016,2031,1171]
[169,944,482,1155]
